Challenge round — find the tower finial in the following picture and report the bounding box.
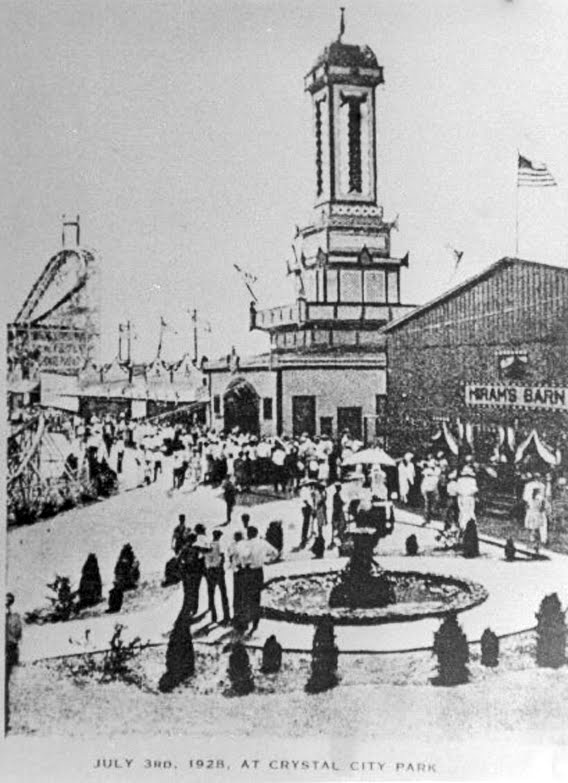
[338,7,345,42]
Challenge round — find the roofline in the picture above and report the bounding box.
[382,256,568,334]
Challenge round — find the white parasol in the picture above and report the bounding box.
[342,447,397,467]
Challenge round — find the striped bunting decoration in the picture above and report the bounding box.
[517,154,557,187]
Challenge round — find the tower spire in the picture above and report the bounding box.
[338,7,345,42]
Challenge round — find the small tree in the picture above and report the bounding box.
[462,519,480,559]
[227,641,255,695]
[265,521,283,556]
[158,611,195,692]
[480,628,499,667]
[47,575,77,621]
[78,553,103,609]
[504,537,516,562]
[405,534,419,556]
[536,593,567,669]
[261,635,282,674]
[107,583,124,614]
[305,617,339,694]
[432,611,469,686]
[114,543,140,590]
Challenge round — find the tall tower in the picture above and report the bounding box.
[251,17,413,360]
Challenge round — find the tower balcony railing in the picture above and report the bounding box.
[252,300,415,331]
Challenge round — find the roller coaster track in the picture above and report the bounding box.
[15,248,90,324]
[7,414,90,525]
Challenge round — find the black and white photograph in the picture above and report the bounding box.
[3,1,568,780]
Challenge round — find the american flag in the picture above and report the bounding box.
[517,154,557,188]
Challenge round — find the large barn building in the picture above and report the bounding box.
[383,257,568,466]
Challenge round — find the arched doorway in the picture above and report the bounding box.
[223,377,260,436]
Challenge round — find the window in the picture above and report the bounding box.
[364,270,386,303]
[386,270,399,303]
[326,269,338,302]
[340,270,362,302]
[263,397,273,420]
[303,271,317,301]
[320,416,333,437]
[498,352,528,381]
[375,395,387,438]
[213,395,221,415]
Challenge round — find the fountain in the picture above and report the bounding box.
[261,497,488,626]
[329,498,396,609]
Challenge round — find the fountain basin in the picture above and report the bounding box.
[261,569,488,625]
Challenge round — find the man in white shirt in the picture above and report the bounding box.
[241,526,278,633]
[421,459,441,525]
[204,529,230,624]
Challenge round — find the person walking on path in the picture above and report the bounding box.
[240,526,278,634]
[523,477,549,553]
[457,460,478,530]
[300,499,313,549]
[421,458,441,525]
[330,482,346,548]
[222,476,237,524]
[171,514,189,555]
[204,530,231,624]
[178,529,210,617]
[5,593,22,732]
[227,531,247,632]
[398,453,415,505]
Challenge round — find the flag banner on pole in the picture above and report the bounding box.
[233,264,258,301]
[517,154,557,187]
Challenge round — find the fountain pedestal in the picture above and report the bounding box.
[329,502,395,609]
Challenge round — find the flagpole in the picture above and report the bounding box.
[515,183,519,257]
[515,150,519,257]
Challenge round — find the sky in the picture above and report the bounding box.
[2,0,568,363]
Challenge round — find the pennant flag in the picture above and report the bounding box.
[400,252,409,268]
[338,7,346,41]
[233,264,258,302]
[517,154,557,188]
[160,316,178,335]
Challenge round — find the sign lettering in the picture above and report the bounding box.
[465,384,568,411]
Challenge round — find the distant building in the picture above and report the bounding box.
[205,27,414,440]
[383,257,568,464]
[40,353,209,422]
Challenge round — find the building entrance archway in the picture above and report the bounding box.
[223,377,260,436]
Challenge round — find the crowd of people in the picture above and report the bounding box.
[167,512,280,635]
[37,409,559,556]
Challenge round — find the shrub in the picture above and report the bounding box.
[107,583,124,614]
[158,611,195,692]
[100,624,143,684]
[462,519,480,559]
[311,535,325,560]
[261,635,282,674]
[305,617,339,694]
[536,593,566,669]
[432,611,469,686]
[67,625,144,687]
[78,553,103,609]
[265,521,283,554]
[504,537,516,562]
[47,575,77,621]
[114,543,140,590]
[480,628,499,667]
[405,534,419,556]
[227,641,255,695]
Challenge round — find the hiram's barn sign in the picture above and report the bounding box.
[465,384,568,411]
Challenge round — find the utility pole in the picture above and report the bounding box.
[118,321,132,364]
[192,309,198,365]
